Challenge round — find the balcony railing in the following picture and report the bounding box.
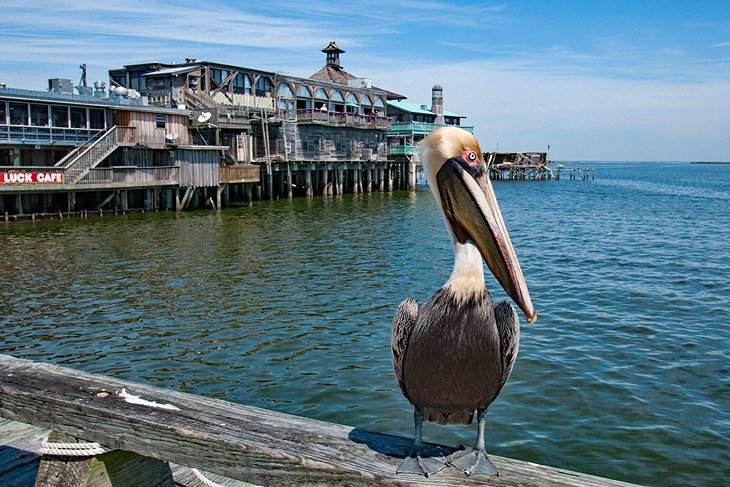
[296,109,390,130]
[0,124,106,146]
[387,121,474,135]
[390,144,419,156]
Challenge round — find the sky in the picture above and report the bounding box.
[2,0,730,161]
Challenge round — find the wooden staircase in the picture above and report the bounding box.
[60,126,136,185]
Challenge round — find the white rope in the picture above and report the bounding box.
[41,440,109,456]
[191,468,227,487]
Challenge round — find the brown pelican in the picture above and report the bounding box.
[391,126,537,477]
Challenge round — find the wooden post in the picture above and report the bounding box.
[216,185,225,210]
[286,163,293,199]
[408,161,417,190]
[322,166,329,196]
[305,166,313,198]
[34,431,174,487]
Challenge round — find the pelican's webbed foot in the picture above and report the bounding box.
[397,445,447,477]
[397,408,447,477]
[450,446,499,476]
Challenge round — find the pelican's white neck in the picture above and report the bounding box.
[443,241,486,303]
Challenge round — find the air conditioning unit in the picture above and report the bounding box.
[48,78,74,94]
[347,78,372,89]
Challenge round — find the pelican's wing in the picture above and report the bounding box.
[493,300,521,400]
[391,297,419,400]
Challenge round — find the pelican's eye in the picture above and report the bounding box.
[463,149,479,164]
[457,149,484,177]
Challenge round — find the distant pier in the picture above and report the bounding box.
[485,152,595,181]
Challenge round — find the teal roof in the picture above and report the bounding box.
[386,100,465,118]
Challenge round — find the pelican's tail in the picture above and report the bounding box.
[423,408,474,425]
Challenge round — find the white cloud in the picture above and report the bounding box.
[3,1,729,161]
[360,58,730,161]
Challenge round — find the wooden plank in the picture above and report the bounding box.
[0,355,637,486]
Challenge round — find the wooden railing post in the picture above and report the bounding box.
[35,431,174,487]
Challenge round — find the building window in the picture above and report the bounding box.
[155,114,166,129]
[9,102,28,125]
[30,104,49,127]
[89,109,105,130]
[111,74,127,88]
[233,73,251,95]
[255,77,272,97]
[129,70,149,92]
[346,93,359,113]
[277,83,293,98]
[51,106,69,127]
[70,107,87,128]
[360,95,373,115]
[0,101,7,125]
[211,69,229,91]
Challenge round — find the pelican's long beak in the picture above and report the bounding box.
[436,156,537,323]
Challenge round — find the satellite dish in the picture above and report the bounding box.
[198,111,212,123]
[165,133,179,142]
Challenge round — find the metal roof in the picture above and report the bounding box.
[0,87,190,115]
[143,65,202,77]
[386,100,465,118]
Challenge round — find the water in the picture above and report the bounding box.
[1,162,729,486]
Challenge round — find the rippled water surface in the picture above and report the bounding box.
[1,162,729,486]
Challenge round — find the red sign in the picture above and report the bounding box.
[1,172,65,184]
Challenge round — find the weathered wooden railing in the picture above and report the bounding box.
[77,165,180,188]
[219,164,260,184]
[0,354,635,486]
[54,131,107,167]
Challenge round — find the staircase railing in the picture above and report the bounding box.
[63,126,135,184]
[53,129,107,167]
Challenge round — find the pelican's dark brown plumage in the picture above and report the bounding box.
[391,126,536,477]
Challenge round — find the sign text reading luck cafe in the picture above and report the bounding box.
[1,171,65,184]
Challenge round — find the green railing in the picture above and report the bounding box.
[390,145,419,155]
[387,121,474,135]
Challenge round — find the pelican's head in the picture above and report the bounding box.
[421,126,537,324]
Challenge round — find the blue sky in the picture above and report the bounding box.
[3,0,729,161]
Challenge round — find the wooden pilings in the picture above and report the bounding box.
[262,161,412,199]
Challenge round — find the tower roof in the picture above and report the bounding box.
[322,41,345,54]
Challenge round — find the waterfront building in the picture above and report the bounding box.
[0,82,256,217]
[386,84,472,164]
[109,42,404,165]
[108,43,419,198]
[0,43,474,217]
